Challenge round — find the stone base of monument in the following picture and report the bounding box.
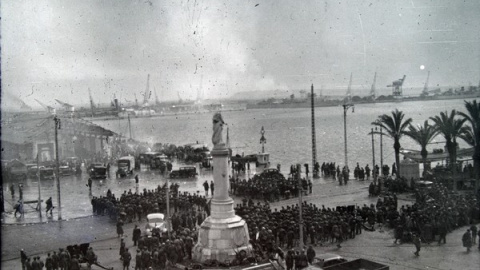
[193,214,252,263]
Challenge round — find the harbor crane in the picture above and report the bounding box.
[421,71,430,97]
[89,88,96,117]
[154,87,161,106]
[143,74,151,107]
[370,72,377,100]
[35,99,56,114]
[55,99,75,112]
[387,75,406,97]
[177,91,183,104]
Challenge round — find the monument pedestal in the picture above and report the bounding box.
[193,146,251,263]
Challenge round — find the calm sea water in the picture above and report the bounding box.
[94,98,476,171]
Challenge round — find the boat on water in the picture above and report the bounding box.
[399,147,474,162]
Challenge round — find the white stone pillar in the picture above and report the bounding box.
[210,147,235,219]
[193,115,251,263]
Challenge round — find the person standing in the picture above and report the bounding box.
[20,249,28,270]
[412,233,421,256]
[210,181,214,196]
[462,229,472,252]
[45,197,54,216]
[306,246,316,264]
[10,184,15,198]
[45,253,53,270]
[87,178,92,191]
[203,181,209,196]
[132,225,141,246]
[70,255,80,270]
[51,251,59,270]
[14,200,24,218]
[19,184,23,200]
[470,224,477,245]
[117,219,124,238]
[122,248,132,270]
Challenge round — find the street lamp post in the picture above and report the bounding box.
[371,128,376,183]
[54,115,62,220]
[36,154,42,218]
[343,103,354,174]
[380,126,383,170]
[297,163,304,248]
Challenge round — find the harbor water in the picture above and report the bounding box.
[94,98,475,171]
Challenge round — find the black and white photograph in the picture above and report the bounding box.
[1,1,480,269]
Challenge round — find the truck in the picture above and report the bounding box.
[116,156,135,178]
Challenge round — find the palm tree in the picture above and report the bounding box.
[430,110,467,176]
[404,120,438,173]
[372,109,412,177]
[458,100,480,191]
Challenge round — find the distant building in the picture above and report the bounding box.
[1,112,116,162]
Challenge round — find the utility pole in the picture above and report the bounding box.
[343,103,354,173]
[380,126,383,170]
[166,169,171,236]
[54,115,62,220]
[311,84,318,178]
[297,163,304,248]
[128,114,133,140]
[371,128,376,184]
[36,154,42,218]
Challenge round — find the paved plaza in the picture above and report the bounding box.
[2,165,480,269]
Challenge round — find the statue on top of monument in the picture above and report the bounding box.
[212,112,226,148]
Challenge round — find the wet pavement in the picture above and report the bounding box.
[4,162,478,270]
[2,161,217,224]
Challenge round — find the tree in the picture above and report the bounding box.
[404,120,438,173]
[372,109,412,177]
[457,100,480,191]
[430,110,467,181]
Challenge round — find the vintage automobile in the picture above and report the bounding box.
[26,164,39,178]
[139,152,160,165]
[145,213,168,237]
[89,163,107,179]
[60,165,75,176]
[305,253,347,269]
[150,154,169,170]
[7,160,28,181]
[39,167,55,180]
[116,156,135,178]
[169,166,197,178]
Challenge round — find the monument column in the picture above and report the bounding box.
[193,113,251,263]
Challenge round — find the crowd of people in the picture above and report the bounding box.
[391,182,479,247]
[20,245,98,270]
[90,183,209,222]
[230,170,312,202]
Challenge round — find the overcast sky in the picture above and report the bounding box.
[1,0,480,108]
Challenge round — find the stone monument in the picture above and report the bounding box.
[193,113,251,263]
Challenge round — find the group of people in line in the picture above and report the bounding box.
[91,183,209,222]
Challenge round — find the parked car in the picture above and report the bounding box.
[39,167,55,180]
[169,167,197,178]
[60,165,75,176]
[26,164,39,178]
[145,213,168,237]
[306,254,347,269]
[7,159,28,181]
